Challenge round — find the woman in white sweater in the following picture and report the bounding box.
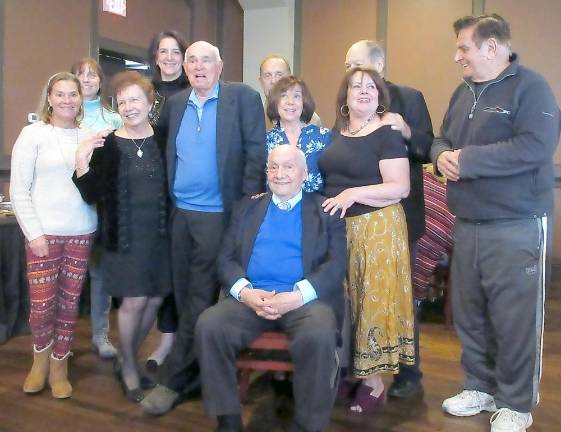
[10,72,106,399]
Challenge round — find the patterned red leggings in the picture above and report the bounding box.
[26,234,94,358]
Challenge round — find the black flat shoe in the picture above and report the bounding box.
[120,380,144,403]
[113,357,144,402]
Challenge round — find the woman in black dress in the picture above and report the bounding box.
[74,71,171,402]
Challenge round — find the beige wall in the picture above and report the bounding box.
[386,0,472,131]
[221,0,244,82]
[300,0,377,127]
[98,0,190,50]
[3,0,92,155]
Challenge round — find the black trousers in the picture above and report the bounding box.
[196,298,339,432]
[156,293,178,333]
[394,240,422,384]
[159,208,225,392]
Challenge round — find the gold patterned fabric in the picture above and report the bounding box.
[345,204,415,378]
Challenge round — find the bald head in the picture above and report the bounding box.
[345,40,385,75]
[184,40,223,98]
[267,146,308,200]
[259,55,292,96]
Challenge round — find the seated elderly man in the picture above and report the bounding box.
[195,145,346,432]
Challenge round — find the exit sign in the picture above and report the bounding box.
[103,0,126,17]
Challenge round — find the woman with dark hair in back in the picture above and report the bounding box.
[144,30,189,370]
[148,30,189,125]
[71,57,122,360]
[74,71,171,403]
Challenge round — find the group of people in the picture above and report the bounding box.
[8,12,560,432]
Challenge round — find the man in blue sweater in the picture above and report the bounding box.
[195,145,347,432]
[432,14,560,432]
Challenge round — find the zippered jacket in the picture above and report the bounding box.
[431,55,561,220]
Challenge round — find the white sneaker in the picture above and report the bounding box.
[490,408,533,431]
[92,335,117,359]
[442,390,497,416]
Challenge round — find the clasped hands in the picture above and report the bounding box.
[240,289,304,320]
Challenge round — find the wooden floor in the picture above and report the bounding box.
[0,288,560,432]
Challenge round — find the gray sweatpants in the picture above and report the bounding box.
[451,217,547,413]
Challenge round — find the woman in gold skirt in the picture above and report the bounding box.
[318,67,414,414]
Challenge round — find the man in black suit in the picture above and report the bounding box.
[196,145,346,432]
[344,40,433,399]
[142,41,266,414]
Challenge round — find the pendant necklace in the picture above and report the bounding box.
[131,136,147,158]
[348,112,376,136]
[52,126,79,172]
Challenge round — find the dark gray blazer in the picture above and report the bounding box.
[387,81,434,243]
[217,192,347,330]
[158,81,267,216]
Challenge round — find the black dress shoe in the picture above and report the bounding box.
[387,380,423,399]
[216,414,244,432]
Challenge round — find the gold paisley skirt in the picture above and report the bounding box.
[345,204,415,378]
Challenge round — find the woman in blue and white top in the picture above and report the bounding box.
[70,58,122,361]
[265,76,331,193]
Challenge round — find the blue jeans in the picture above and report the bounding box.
[89,246,112,340]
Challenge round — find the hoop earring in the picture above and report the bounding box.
[376,104,386,115]
[340,104,350,117]
[47,105,53,114]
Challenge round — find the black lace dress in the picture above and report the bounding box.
[101,136,171,297]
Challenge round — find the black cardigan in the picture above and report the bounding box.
[73,131,169,252]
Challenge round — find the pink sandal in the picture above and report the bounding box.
[349,384,386,414]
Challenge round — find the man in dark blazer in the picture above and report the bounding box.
[195,145,346,432]
[345,40,433,399]
[142,41,266,414]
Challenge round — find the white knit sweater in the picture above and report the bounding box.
[10,121,97,241]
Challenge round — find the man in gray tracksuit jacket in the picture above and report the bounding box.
[431,14,560,432]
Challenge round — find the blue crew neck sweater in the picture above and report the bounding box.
[247,201,303,293]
